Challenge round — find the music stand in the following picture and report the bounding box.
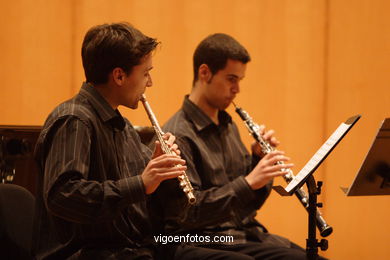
[274,115,361,196]
[342,118,390,196]
[273,114,361,260]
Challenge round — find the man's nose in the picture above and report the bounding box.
[147,75,153,87]
[232,83,240,94]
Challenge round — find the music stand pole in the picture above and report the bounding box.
[306,175,328,260]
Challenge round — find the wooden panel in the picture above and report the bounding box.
[0,126,41,196]
[325,0,390,259]
[0,0,73,125]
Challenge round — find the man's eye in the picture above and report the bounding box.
[228,78,237,83]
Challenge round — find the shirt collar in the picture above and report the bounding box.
[182,95,232,132]
[79,82,126,130]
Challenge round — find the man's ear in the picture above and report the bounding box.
[112,67,125,86]
[198,64,212,83]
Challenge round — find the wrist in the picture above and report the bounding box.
[244,175,255,190]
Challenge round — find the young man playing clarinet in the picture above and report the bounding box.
[33,22,186,259]
[154,33,327,260]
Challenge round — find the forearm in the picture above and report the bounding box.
[158,175,260,231]
[46,172,146,223]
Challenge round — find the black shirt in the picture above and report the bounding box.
[155,96,272,244]
[34,83,153,259]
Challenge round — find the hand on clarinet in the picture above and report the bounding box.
[251,125,280,158]
[245,150,294,190]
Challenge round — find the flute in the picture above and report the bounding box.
[140,94,196,205]
[233,103,333,237]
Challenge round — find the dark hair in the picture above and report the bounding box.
[193,33,250,85]
[81,22,159,85]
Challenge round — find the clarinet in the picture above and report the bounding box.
[140,94,196,205]
[233,103,333,237]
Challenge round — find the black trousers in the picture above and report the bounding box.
[164,234,328,260]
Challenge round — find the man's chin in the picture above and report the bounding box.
[124,102,138,110]
[221,101,232,110]
[132,102,139,109]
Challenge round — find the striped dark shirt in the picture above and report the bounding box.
[155,96,273,244]
[34,83,153,259]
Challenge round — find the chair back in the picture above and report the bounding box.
[0,183,35,259]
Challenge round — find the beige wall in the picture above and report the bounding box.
[1,0,389,259]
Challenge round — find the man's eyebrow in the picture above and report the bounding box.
[145,66,153,72]
[227,74,238,78]
[227,74,244,80]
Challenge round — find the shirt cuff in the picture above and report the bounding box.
[117,175,147,203]
[231,176,256,202]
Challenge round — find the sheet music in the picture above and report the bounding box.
[285,122,351,193]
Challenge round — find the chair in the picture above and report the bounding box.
[0,183,35,259]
